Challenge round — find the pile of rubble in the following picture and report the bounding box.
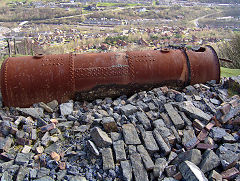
[0,76,240,181]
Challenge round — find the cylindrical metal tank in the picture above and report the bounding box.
[0,46,220,107]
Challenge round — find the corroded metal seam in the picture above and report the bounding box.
[182,48,192,86]
[126,51,135,81]
[1,58,9,106]
[206,45,220,84]
[69,53,75,94]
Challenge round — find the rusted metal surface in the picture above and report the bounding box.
[0,46,220,107]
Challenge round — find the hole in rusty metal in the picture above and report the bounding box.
[160,48,170,53]
[192,47,206,52]
[33,54,44,59]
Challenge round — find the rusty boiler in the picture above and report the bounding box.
[0,46,220,107]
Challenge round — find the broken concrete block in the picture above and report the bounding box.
[179,161,208,181]
[164,103,185,129]
[113,140,126,162]
[130,153,149,181]
[102,148,115,170]
[141,131,159,153]
[122,124,141,145]
[199,149,220,173]
[153,128,171,156]
[137,145,154,171]
[153,157,168,178]
[121,160,132,181]
[90,127,112,147]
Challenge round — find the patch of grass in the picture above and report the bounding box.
[221,67,240,77]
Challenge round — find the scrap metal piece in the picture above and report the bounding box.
[0,46,220,107]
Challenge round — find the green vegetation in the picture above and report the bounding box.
[221,67,240,77]
[190,0,239,3]
[218,33,240,69]
[104,35,128,45]
[97,2,139,7]
[0,7,81,22]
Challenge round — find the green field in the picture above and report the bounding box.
[221,67,240,77]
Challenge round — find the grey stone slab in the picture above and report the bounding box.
[69,176,87,181]
[153,157,168,178]
[1,171,12,181]
[153,128,171,156]
[0,137,13,152]
[179,161,208,181]
[130,153,149,181]
[44,142,61,154]
[156,126,172,140]
[111,132,122,142]
[203,98,217,114]
[170,126,181,143]
[137,145,154,171]
[153,119,166,128]
[208,170,223,181]
[4,164,20,176]
[165,165,177,177]
[122,124,141,145]
[217,143,240,170]
[121,160,132,181]
[210,127,227,141]
[120,104,138,116]
[37,168,50,178]
[29,168,37,179]
[179,112,192,126]
[60,102,73,116]
[220,106,240,124]
[162,178,178,181]
[182,129,198,149]
[34,176,54,181]
[160,113,173,127]
[16,108,44,119]
[141,131,159,153]
[171,149,202,166]
[199,150,220,173]
[87,140,99,156]
[31,129,37,141]
[113,140,126,162]
[168,151,178,163]
[178,101,212,122]
[102,148,115,170]
[136,112,152,130]
[16,167,29,181]
[164,103,185,129]
[46,100,58,110]
[39,102,53,113]
[223,133,236,143]
[128,145,137,155]
[90,127,112,147]
[15,153,32,165]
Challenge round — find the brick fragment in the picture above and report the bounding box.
[40,123,56,133]
[220,103,231,115]
[197,143,214,150]
[59,162,66,170]
[51,152,60,162]
[197,129,209,141]
[221,167,239,180]
[193,119,205,130]
[205,121,215,131]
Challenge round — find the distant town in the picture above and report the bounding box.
[0,0,239,58]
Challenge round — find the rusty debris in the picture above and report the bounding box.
[0,45,220,107]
